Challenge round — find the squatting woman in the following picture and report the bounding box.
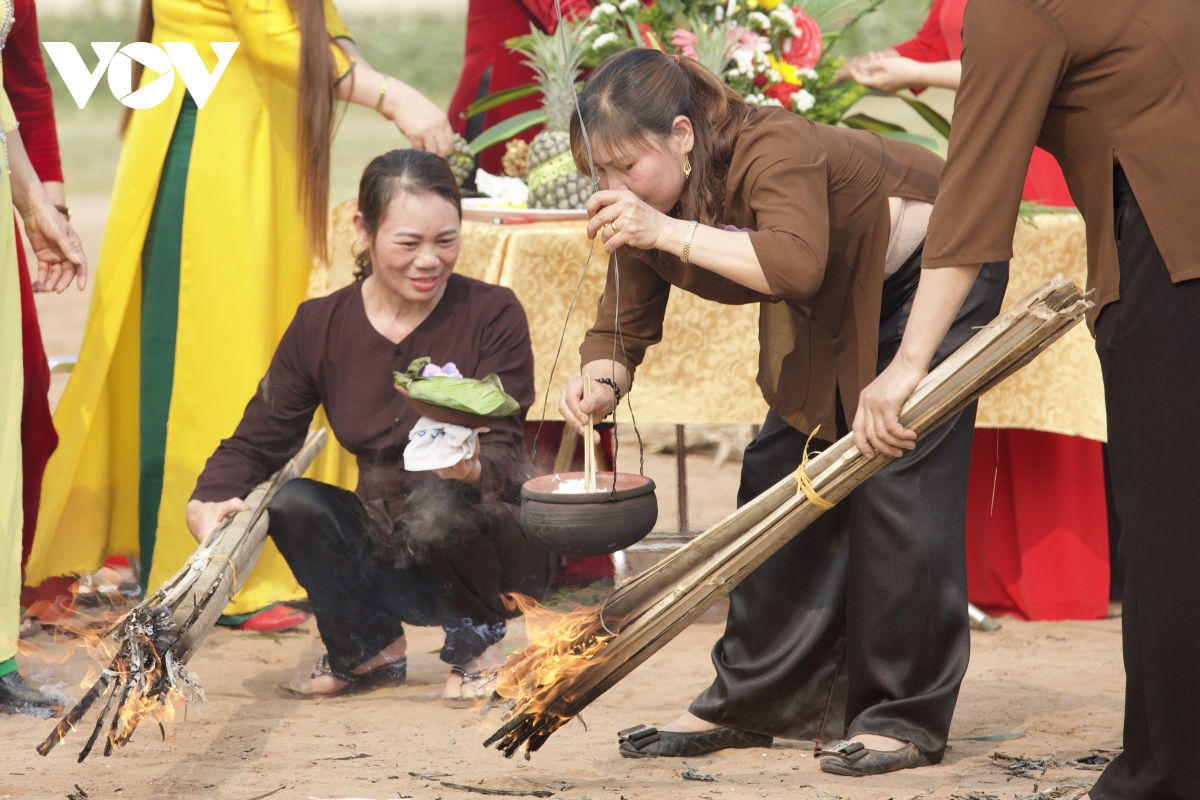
[557,49,1007,776]
[187,151,552,703]
[28,0,455,631]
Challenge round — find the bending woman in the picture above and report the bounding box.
[28,0,454,631]
[187,151,552,702]
[557,49,1007,776]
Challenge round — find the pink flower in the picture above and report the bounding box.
[671,28,698,60]
[733,27,764,53]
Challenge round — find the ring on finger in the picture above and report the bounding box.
[611,223,621,233]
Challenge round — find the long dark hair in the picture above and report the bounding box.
[354,149,462,280]
[570,48,750,229]
[123,0,337,260]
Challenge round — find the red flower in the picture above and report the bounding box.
[781,7,822,71]
[764,80,798,105]
[638,23,664,51]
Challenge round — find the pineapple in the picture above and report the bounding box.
[513,22,594,210]
[446,134,475,187]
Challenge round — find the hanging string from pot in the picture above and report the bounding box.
[531,0,645,494]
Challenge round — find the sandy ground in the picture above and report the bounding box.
[3,609,1123,800]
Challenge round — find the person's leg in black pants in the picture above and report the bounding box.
[1090,168,1200,800]
[399,479,552,665]
[268,478,552,679]
[678,255,1008,762]
[268,478,440,677]
[842,258,1008,761]
[689,415,853,742]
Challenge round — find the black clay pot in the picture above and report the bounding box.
[520,472,658,557]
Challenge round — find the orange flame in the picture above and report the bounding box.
[490,593,613,720]
[23,569,195,757]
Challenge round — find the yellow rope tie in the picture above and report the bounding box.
[794,425,836,510]
[196,553,239,592]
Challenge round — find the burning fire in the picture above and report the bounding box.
[21,570,201,761]
[479,593,616,758]
[491,593,612,715]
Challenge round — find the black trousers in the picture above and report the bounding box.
[1090,168,1200,800]
[689,250,1009,761]
[267,478,552,675]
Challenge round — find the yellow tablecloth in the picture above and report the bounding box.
[305,202,1105,478]
[975,212,1105,442]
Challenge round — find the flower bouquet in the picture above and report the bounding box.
[454,1,950,209]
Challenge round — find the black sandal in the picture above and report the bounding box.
[816,739,932,776]
[618,723,772,758]
[443,665,498,707]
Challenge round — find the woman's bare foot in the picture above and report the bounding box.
[850,733,906,752]
[302,635,408,695]
[443,640,506,703]
[660,711,722,733]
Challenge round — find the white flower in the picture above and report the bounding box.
[731,49,757,76]
[618,0,639,11]
[792,89,816,113]
[592,32,620,50]
[580,24,600,40]
[770,7,800,36]
[800,68,819,81]
[747,11,770,31]
[745,92,782,108]
[766,68,782,84]
[590,3,618,20]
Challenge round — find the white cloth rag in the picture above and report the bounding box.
[403,416,485,472]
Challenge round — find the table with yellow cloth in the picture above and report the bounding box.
[304,202,1103,488]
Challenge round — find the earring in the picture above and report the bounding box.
[683,154,692,179]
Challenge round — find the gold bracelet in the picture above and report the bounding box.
[374,76,389,115]
[680,220,699,264]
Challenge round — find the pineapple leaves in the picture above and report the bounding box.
[841,115,941,152]
[465,81,584,119]
[896,95,952,139]
[880,131,942,152]
[842,113,906,133]
[466,83,541,119]
[469,110,548,155]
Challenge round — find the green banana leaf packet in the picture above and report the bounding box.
[393,357,521,418]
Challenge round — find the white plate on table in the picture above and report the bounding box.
[461,199,588,223]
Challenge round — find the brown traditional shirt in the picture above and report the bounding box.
[192,275,535,546]
[579,106,943,436]
[923,0,1200,326]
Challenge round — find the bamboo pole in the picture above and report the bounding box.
[484,276,1091,758]
[37,430,328,761]
[582,375,596,493]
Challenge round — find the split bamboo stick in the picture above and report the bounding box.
[583,375,596,493]
[484,276,1091,758]
[37,430,328,761]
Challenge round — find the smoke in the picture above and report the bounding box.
[369,478,492,569]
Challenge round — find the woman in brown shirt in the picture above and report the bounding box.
[854,1,1200,796]
[187,151,551,703]
[556,49,1007,776]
